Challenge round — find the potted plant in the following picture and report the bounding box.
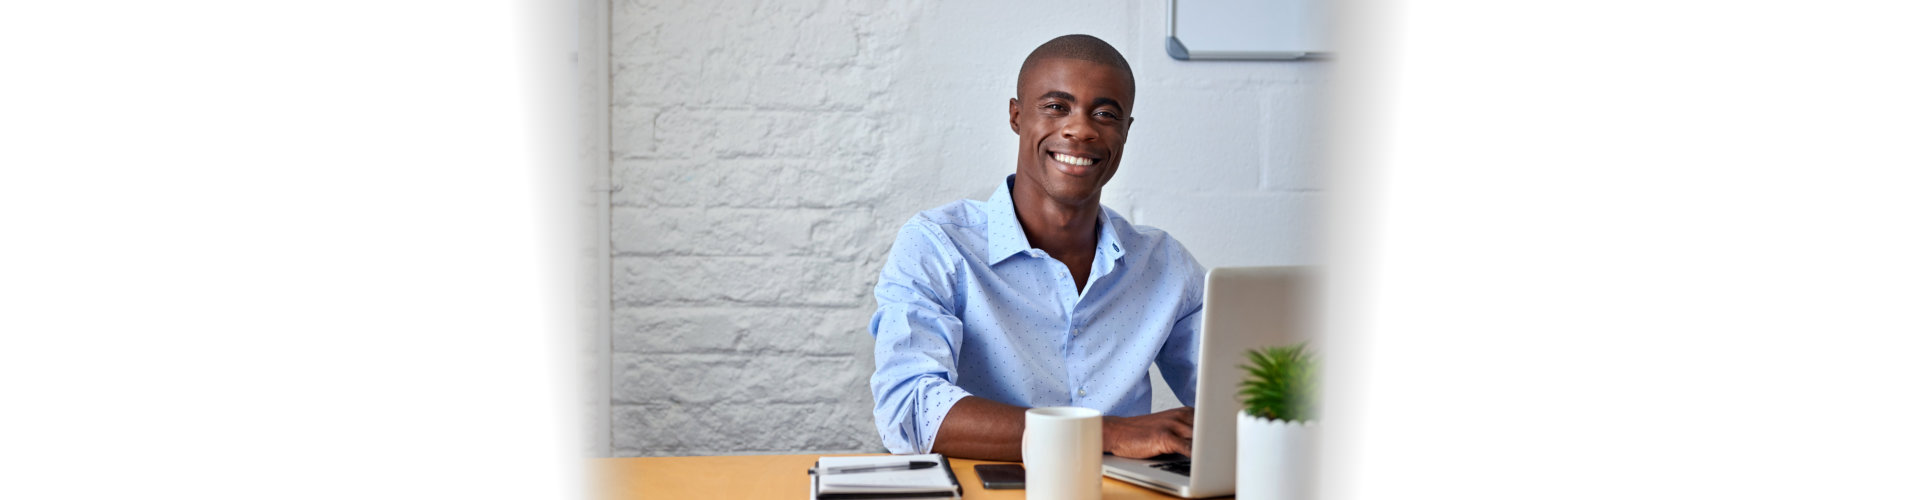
[1237,342,1318,500]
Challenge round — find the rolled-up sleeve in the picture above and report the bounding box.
[869,219,975,454]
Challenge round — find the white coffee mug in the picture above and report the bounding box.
[1023,406,1103,500]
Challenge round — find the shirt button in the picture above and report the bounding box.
[1078,388,1087,397]
[1072,328,1081,336]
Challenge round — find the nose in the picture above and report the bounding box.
[1060,112,1099,143]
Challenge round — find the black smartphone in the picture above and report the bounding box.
[974,463,1025,489]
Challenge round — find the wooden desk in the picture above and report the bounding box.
[599,454,1211,499]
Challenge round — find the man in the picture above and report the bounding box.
[869,34,1204,462]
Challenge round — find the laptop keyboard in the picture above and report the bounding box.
[1150,460,1192,476]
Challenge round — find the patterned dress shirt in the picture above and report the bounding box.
[869,174,1206,454]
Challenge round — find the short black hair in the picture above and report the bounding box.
[1017,34,1135,98]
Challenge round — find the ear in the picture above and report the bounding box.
[1008,97,1020,134]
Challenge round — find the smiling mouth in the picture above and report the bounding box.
[1050,152,1099,166]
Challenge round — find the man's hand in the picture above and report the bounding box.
[1102,407,1195,459]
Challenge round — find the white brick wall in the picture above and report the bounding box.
[607,0,1326,456]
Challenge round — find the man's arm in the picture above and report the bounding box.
[870,220,977,455]
[928,396,1025,461]
[933,396,1198,461]
[1156,242,1208,407]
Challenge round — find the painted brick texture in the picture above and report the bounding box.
[609,0,1326,456]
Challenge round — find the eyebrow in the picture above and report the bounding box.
[1038,91,1127,114]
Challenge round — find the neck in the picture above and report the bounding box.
[1010,183,1102,260]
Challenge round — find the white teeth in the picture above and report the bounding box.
[1051,153,1094,166]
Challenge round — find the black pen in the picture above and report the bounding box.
[824,461,939,474]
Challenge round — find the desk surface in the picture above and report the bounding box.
[599,454,1214,499]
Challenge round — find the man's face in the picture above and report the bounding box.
[1010,58,1135,208]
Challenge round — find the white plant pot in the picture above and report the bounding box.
[1236,410,1317,500]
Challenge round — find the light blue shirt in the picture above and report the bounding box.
[869,175,1206,454]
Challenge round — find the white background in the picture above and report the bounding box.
[1,2,582,498]
[1326,1,1920,498]
[3,0,1916,498]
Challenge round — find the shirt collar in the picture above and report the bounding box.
[985,174,1129,266]
[1097,207,1126,262]
[985,175,1030,265]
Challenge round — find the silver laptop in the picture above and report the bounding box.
[1102,266,1315,498]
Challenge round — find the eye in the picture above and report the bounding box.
[1043,103,1067,111]
[1094,110,1117,118]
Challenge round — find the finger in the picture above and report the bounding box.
[1172,406,1195,426]
[1173,435,1193,457]
[1171,421,1193,439]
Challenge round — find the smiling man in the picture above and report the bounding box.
[869,34,1204,462]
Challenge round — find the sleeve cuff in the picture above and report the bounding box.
[915,381,973,453]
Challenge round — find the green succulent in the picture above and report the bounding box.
[1238,342,1318,423]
